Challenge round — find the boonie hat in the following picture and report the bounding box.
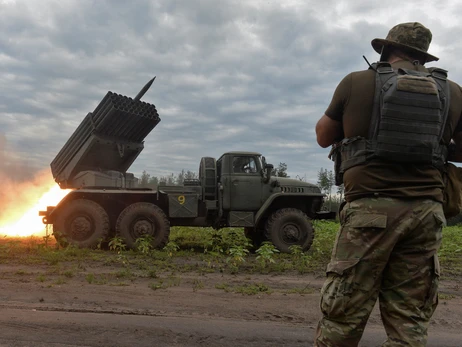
[371,22,439,62]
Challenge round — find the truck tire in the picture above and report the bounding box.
[265,208,314,253]
[53,199,109,248]
[199,157,217,200]
[115,202,170,249]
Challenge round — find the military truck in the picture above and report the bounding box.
[39,79,334,253]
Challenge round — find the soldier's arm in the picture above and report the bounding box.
[447,131,462,162]
[316,115,343,148]
[316,74,351,148]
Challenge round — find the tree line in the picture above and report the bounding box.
[316,168,462,224]
[138,165,341,213]
[317,168,344,212]
[137,164,344,214]
[138,162,289,189]
[138,169,198,188]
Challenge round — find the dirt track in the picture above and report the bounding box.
[0,264,461,347]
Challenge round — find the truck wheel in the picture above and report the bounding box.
[244,227,266,250]
[54,199,109,248]
[115,203,170,249]
[265,208,314,253]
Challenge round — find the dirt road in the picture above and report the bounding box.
[0,265,461,347]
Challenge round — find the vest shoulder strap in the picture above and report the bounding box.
[368,62,395,139]
[428,67,448,80]
[428,67,451,143]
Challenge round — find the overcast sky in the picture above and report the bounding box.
[1,0,462,185]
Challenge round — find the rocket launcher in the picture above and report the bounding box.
[50,78,159,188]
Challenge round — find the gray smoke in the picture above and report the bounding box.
[0,133,54,225]
[0,133,42,182]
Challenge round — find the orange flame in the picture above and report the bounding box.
[0,170,70,237]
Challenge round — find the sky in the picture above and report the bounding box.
[1,0,462,185]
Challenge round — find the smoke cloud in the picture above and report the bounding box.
[0,132,56,226]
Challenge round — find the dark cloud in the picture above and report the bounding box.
[1,0,461,185]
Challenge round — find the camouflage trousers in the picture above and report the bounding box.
[314,197,445,347]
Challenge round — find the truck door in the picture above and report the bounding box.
[229,155,262,211]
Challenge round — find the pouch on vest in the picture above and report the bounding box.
[443,162,462,219]
[329,141,343,186]
[329,136,365,186]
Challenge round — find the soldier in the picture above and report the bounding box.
[314,22,462,346]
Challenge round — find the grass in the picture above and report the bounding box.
[438,225,462,277]
[0,221,460,285]
[283,287,318,295]
[85,273,95,284]
[62,270,74,278]
[215,282,272,295]
[192,279,204,292]
[15,269,28,275]
[54,277,67,285]
[36,274,46,282]
[439,293,457,300]
[149,276,181,291]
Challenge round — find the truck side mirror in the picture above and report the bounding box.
[263,164,273,183]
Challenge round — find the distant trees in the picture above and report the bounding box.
[317,168,344,212]
[337,184,344,202]
[139,171,150,187]
[317,168,334,199]
[271,162,288,177]
[138,162,291,189]
[137,170,198,189]
[176,169,199,185]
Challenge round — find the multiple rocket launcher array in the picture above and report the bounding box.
[50,78,160,188]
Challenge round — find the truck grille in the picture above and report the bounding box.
[281,186,305,193]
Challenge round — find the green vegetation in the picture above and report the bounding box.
[283,286,317,295]
[438,225,462,277]
[317,168,344,212]
[192,279,204,292]
[108,236,126,253]
[0,221,460,289]
[135,235,155,255]
[255,242,279,269]
[85,273,95,284]
[215,282,272,295]
[149,275,181,291]
[438,293,457,301]
[36,274,46,282]
[54,277,67,285]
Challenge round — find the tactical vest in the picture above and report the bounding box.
[338,62,451,175]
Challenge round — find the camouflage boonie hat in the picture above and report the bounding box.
[371,22,439,62]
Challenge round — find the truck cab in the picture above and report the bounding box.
[218,152,265,211]
[203,152,331,252]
